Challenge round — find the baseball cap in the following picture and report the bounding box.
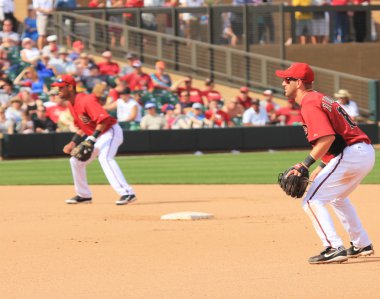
[145,102,156,109]
[58,47,68,54]
[22,37,32,46]
[132,60,142,68]
[51,75,77,87]
[334,89,351,98]
[155,60,165,69]
[192,102,203,109]
[72,40,85,50]
[275,62,314,83]
[161,103,174,113]
[119,87,131,95]
[47,35,57,42]
[263,89,273,96]
[240,86,249,93]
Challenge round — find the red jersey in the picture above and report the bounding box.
[46,105,67,123]
[177,87,203,104]
[301,91,371,163]
[237,95,253,109]
[121,72,153,92]
[276,106,303,125]
[205,109,230,127]
[68,93,117,136]
[97,61,120,76]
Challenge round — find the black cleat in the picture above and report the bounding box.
[346,242,374,258]
[308,246,348,264]
[65,195,92,204]
[115,194,137,205]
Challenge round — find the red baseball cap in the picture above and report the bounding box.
[275,62,314,83]
[72,40,84,50]
[51,75,77,87]
[240,86,249,93]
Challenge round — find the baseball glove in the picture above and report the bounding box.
[278,164,310,198]
[71,140,95,162]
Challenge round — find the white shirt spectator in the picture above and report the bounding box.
[116,98,142,122]
[33,0,54,16]
[242,106,269,126]
[339,100,359,119]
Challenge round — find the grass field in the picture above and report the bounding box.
[0,149,379,185]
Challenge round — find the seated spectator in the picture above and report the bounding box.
[334,89,360,121]
[177,92,193,114]
[81,64,108,92]
[186,102,211,128]
[0,78,16,108]
[20,37,40,64]
[45,94,67,124]
[19,111,35,134]
[49,47,72,75]
[71,52,94,77]
[121,60,154,92]
[22,5,38,42]
[235,86,253,109]
[262,89,279,124]
[242,98,269,126]
[97,50,120,76]
[222,98,245,120]
[0,46,10,72]
[151,60,172,91]
[0,19,20,45]
[205,99,231,128]
[140,102,166,130]
[108,77,128,102]
[5,96,23,132]
[68,40,85,62]
[275,99,303,125]
[19,87,42,117]
[105,87,142,123]
[37,52,58,78]
[119,52,136,76]
[0,106,13,134]
[33,106,57,133]
[172,76,203,104]
[201,78,222,108]
[57,105,76,132]
[43,89,60,108]
[14,66,46,96]
[161,103,176,129]
[42,35,59,58]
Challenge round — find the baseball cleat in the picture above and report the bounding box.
[115,194,137,205]
[308,246,348,264]
[65,195,92,204]
[346,242,374,258]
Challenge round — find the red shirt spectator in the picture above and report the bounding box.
[97,51,120,76]
[205,100,230,127]
[174,76,203,104]
[88,0,104,7]
[120,60,154,92]
[236,86,253,109]
[201,78,222,106]
[276,99,303,125]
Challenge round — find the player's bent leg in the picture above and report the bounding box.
[69,155,96,200]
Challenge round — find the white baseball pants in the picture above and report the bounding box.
[302,142,375,249]
[70,124,134,198]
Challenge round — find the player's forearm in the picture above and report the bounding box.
[309,135,336,162]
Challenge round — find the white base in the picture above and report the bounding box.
[160,211,214,220]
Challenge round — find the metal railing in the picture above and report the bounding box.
[52,11,379,121]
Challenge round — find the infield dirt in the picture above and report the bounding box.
[1,185,380,298]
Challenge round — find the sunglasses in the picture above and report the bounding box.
[283,77,300,84]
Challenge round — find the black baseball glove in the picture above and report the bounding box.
[71,140,95,162]
[278,164,310,198]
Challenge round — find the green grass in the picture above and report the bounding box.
[0,150,379,185]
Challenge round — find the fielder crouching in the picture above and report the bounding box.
[51,75,137,205]
[275,63,375,264]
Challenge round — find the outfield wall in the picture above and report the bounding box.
[1,124,378,158]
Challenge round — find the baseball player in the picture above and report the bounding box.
[51,75,136,205]
[275,62,375,264]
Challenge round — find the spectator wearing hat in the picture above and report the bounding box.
[242,98,269,126]
[45,92,68,124]
[262,89,279,124]
[21,5,38,42]
[222,98,244,122]
[105,87,142,123]
[41,35,58,58]
[33,0,54,50]
[235,86,253,109]
[5,96,23,132]
[334,89,360,121]
[0,18,20,45]
[150,60,172,91]
[275,98,302,125]
[97,51,120,76]
[120,60,154,92]
[0,78,16,108]
[186,102,211,128]
[201,78,222,108]
[20,37,40,63]
[161,103,177,129]
[140,102,166,130]
[119,52,136,76]
[68,40,85,62]
[205,99,231,128]
[81,64,108,92]
[36,51,58,79]
[172,76,203,105]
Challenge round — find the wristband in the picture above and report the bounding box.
[303,154,316,168]
[92,130,101,138]
[319,162,326,168]
[86,130,101,144]
[71,134,83,145]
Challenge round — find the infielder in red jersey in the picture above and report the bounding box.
[275,63,375,264]
[51,75,136,205]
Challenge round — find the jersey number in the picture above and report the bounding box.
[337,106,357,129]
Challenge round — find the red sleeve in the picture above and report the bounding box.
[109,89,118,102]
